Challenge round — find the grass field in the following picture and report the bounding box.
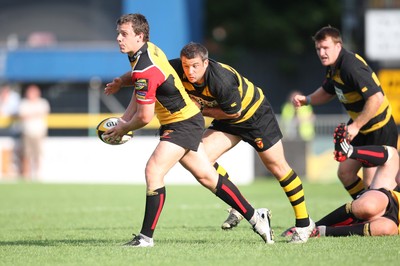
[1,179,399,266]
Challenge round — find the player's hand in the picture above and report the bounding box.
[104,77,123,95]
[292,94,306,107]
[103,118,127,141]
[346,123,359,142]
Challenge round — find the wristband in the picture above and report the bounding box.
[305,95,311,106]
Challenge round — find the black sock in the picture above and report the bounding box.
[349,145,389,167]
[215,175,255,221]
[316,202,356,226]
[140,187,166,238]
[325,223,370,236]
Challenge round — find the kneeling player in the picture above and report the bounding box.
[316,124,399,237]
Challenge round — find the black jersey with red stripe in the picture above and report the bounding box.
[128,42,199,125]
[322,48,392,134]
[170,58,265,124]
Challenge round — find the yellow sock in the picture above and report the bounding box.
[279,169,309,227]
[345,177,365,199]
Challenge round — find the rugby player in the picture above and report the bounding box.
[104,13,273,247]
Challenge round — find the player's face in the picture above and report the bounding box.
[181,56,208,85]
[315,37,341,66]
[116,22,143,55]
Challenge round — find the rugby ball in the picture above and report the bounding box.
[96,117,133,145]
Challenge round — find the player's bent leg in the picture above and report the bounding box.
[213,162,244,230]
[181,145,274,243]
[369,218,398,236]
[125,141,186,247]
[362,167,378,189]
[202,130,246,229]
[146,141,187,190]
[337,159,365,199]
[258,140,315,243]
[214,176,274,243]
[318,217,398,237]
[369,147,399,190]
[202,129,240,163]
[351,189,389,221]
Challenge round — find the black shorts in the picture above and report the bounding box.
[208,98,283,152]
[159,113,204,151]
[372,188,399,226]
[351,116,398,148]
[350,117,398,167]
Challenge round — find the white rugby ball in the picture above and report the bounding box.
[96,117,133,145]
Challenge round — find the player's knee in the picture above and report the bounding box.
[266,161,291,179]
[352,199,380,220]
[370,221,398,236]
[337,167,357,183]
[337,167,347,180]
[379,224,398,235]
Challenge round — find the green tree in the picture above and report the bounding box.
[205,0,341,59]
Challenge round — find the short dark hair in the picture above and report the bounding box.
[117,13,150,42]
[313,26,342,44]
[180,42,208,61]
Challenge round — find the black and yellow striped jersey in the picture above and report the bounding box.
[170,58,265,124]
[128,42,199,125]
[322,48,392,134]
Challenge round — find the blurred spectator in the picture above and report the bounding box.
[26,31,57,47]
[19,84,50,180]
[0,82,21,178]
[281,90,315,142]
[0,83,21,134]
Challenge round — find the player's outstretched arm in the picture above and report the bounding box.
[292,87,335,107]
[104,71,133,95]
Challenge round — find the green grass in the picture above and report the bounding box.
[1,179,399,266]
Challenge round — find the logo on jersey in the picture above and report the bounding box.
[135,79,148,101]
[129,50,143,62]
[254,138,264,149]
[135,79,148,90]
[147,190,159,196]
[160,129,174,139]
[334,86,347,103]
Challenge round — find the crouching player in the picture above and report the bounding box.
[316,123,399,236]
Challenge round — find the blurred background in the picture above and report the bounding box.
[0,0,399,183]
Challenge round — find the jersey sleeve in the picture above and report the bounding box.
[133,67,165,105]
[209,65,242,114]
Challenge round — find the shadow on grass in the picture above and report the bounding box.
[0,239,115,247]
[0,224,294,247]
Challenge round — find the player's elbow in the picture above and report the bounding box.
[374,91,384,105]
[230,110,241,119]
[137,113,153,125]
